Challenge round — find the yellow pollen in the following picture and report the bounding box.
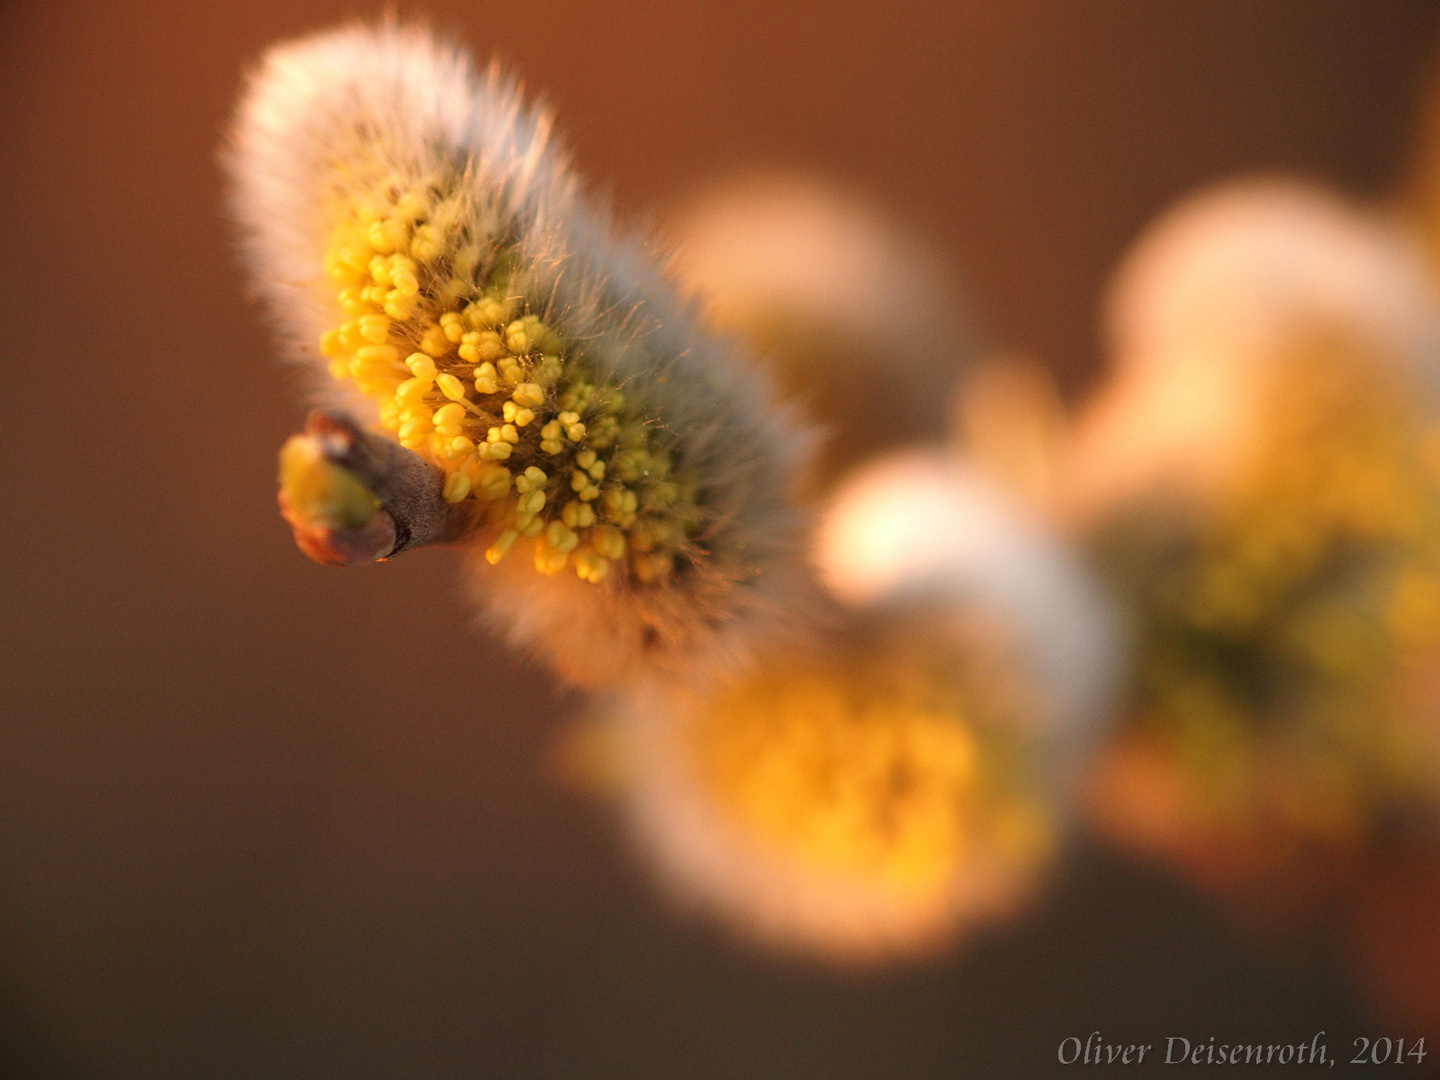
[473,362,500,395]
[443,471,472,503]
[319,179,702,586]
[436,373,468,402]
[384,291,418,320]
[485,528,519,565]
[396,376,432,403]
[573,549,610,583]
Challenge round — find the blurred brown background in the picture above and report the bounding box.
[3,1,1440,1076]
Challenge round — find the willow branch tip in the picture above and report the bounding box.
[278,408,474,566]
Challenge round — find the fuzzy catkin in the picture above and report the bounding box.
[609,454,1122,960]
[226,23,816,686]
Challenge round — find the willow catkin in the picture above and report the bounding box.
[608,455,1121,959]
[226,23,816,686]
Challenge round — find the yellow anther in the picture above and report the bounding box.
[394,191,428,221]
[562,501,596,530]
[445,435,475,461]
[505,315,556,355]
[632,551,674,583]
[398,416,432,441]
[512,382,545,408]
[324,247,366,284]
[368,254,393,287]
[521,466,548,488]
[327,358,349,380]
[603,486,638,526]
[357,314,390,344]
[396,376,432,403]
[644,481,679,510]
[474,464,512,500]
[501,401,535,426]
[566,422,588,442]
[460,330,505,364]
[575,450,597,470]
[368,218,408,255]
[559,412,581,427]
[319,328,343,357]
[338,320,364,351]
[388,255,419,295]
[432,402,467,435]
[405,353,437,380]
[439,312,465,342]
[420,325,452,357]
[587,415,620,448]
[545,521,580,554]
[500,424,519,444]
[519,489,547,515]
[485,528,519,565]
[534,540,570,576]
[573,550,610,584]
[410,223,444,263]
[463,296,505,329]
[384,291,418,321]
[558,385,591,412]
[479,440,512,461]
[498,357,524,384]
[436,373,468,402]
[629,519,674,553]
[337,285,368,315]
[443,471,472,503]
[363,284,390,306]
[518,514,545,538]
[534,355,564,387]
[540,439,564,455]
[587,459,605,481]
[473,362,500,395]
[354,343,400,368]
[591,525,626,561]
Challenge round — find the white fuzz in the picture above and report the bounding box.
[226,23,816,686]
[1064,178,1440,521]
[814,451,1123,755]
[665,173,977,481]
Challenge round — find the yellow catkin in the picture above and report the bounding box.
[1108,334,1440,835]
[316,172,710,585]
[689,636,1050,897]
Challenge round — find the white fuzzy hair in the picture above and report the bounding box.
[1063,178,1440,522]
[1107,177,1440,388]
[226,22,817,687]
[814,450,1123,765]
